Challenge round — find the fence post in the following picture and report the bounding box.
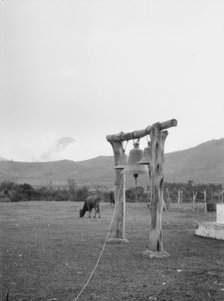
[204,189,207,213]
[178,189,181,209]
[192,191,198,213]
[221,182,224,203]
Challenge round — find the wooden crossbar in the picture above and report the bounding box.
[106,119,177,142]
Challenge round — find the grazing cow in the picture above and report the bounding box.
[79,195,101,218]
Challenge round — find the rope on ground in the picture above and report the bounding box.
[70,203,117,301]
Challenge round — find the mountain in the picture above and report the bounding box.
[0,139,223,186]
[0,157,114,187]
[0,157,8,161]
[165,139,224,183]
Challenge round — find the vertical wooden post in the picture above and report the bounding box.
[219,183,224,203]
[148,167,152,203]
[222,183,224,203]
[123,173,126,239]
[165,187,171,210]
[107,141,128,243]
[143,125,169,258]
[178,189,181,208]
[204,189,207,213]
[178,189,183,208]
[192,191,198,213]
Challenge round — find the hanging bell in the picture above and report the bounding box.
[114,152,128,170]
[122,142,148,176]
[138,141,152,165]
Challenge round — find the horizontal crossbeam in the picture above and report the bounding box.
[106,119,177,142]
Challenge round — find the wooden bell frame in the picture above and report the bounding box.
[106,119,178,257]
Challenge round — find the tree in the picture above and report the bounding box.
[66,178,77,201]
[19,183,35,201]
[75,186,89,202]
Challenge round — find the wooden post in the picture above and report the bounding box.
[146,169,152,210]
[177,188,183,208]
[143,125,169,258]
[107,140,128,243]
[192,191,198,213]
[178,189,181,208]
[204,189,207,213]
[222,183,224,203]
[123,173,126,239]
[148,167,152,203]
[219,183,224,203]
[165,187,171,210]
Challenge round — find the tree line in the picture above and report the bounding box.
[0,180,114,203]
[163,181,223,204]
[0,180,223,204]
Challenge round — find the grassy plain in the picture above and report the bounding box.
[1,201,224,301]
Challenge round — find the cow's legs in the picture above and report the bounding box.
[94,207,100,218]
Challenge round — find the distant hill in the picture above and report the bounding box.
[165,139,224,184]
[0,157,8,161]
[0,157,114,187]
[0,139,223,186]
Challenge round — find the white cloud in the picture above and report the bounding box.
[40,136,84,161]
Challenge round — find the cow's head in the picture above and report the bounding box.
[79,209,84,217]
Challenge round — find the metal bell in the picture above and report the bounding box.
[138,141,151,165]
[115,152,128,170]
[122,142,148,176]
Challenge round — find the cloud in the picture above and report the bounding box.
[40,136,83,161]
[0,132,93,162]
[56,137,75,149]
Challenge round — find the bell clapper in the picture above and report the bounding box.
[134,173,138,202]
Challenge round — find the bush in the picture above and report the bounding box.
[126,186,147,202]
[53,190,69,201]
[75,186,89,202]
[207,203,216,212]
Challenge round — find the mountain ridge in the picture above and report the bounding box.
[0,138,223,186]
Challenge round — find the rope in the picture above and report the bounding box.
[69,203,117,301]
[124,140,129,152]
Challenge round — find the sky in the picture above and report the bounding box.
[0,0,224,162]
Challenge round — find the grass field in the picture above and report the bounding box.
[1,201,224,301]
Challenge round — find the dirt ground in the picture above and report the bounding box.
[1,201,224,301]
